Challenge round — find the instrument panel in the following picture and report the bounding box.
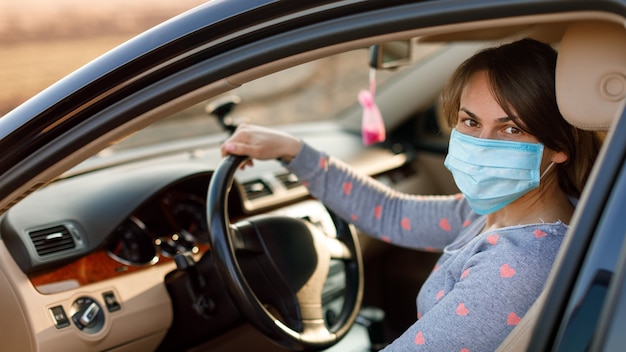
[104,191,209,266]
[28,174,216,292]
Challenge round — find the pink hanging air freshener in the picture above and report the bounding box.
[359,68,386,145]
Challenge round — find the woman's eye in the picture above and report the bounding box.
[461,118,477,128]
[503,126,521,134]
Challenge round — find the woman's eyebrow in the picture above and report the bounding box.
[459,107,481,120]
[459,108,514,123]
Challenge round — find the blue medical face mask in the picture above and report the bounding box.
[444,128,552,215]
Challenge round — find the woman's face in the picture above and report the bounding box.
[455,71,568,167]
[456,71,539,143]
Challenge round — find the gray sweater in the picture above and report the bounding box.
[286,142,566,351]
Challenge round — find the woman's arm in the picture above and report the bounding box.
[222,124,474,250]
[286,142,475,250]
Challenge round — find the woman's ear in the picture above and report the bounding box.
[550,150,569,164]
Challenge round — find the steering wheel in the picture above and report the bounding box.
[207,154,364,351]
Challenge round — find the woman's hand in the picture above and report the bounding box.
[221,124,302,167]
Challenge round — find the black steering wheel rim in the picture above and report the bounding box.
[207,154,364,351]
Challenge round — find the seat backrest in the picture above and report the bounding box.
[496,20,626,352]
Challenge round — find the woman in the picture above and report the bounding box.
[221,38,602,351]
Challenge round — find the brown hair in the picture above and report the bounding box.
[442,38,602,198]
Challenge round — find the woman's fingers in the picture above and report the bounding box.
[221,124,301,162]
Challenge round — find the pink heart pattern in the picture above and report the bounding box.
[374,205,383,219]
[342,181,353,195]
[436,290,444,300]
[401,217,411,230]
[318,156,327,170]
[439,218,452,231]
[507,312,521,325]
[500,264,516,278]
[456,303,469,316]
[414,331,425,345]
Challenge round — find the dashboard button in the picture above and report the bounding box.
[49,305,70,329]
[102,291,121,312]
[70,296,104,333]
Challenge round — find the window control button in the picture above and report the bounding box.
[49,305,70,329]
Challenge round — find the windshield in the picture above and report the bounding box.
[103,44,441,154]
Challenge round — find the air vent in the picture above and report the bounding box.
[29,225,76,256]
[276,172,300,189]
[242,179,272,200]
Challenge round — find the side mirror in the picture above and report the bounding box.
[369,40,413,69]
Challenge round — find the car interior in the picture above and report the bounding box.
[0,6,624,352]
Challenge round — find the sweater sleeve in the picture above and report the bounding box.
[285,142,477,251]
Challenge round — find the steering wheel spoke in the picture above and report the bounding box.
[229,222,265,253]
[325,237,354,260]
[300,318,336,345]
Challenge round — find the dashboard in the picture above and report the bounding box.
[23,172,214,291]
[2,159,215,281]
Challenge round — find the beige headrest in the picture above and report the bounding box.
[556,21,626,131]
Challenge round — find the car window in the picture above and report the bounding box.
[103,44,441,153]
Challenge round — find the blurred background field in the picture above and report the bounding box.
[0,0,207,116]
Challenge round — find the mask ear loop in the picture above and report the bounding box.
[540,161,556,179]
[359,68,386,146]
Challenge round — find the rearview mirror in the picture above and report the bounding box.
[369,40,413,69]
